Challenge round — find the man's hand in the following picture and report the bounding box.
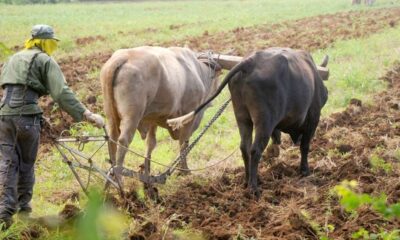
[84,110,105,128]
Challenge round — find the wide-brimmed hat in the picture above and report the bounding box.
[31,24,60,41]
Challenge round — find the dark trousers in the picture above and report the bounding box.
[0,115,40,219]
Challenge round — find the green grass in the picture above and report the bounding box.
[313,25,400,114]
[1,0,400,59]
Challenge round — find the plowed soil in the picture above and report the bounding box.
[124,61,400,240]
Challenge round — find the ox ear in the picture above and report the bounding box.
[201,60,222,72]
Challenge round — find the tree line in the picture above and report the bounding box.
[0,0,144,4]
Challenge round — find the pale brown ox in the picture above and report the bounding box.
[100,46,220,182]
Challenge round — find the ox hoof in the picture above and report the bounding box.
[300,168,310,177]
[144,185,160,202]
[111,166,125,189]
[244,187,261,200]
[252,190,261,200]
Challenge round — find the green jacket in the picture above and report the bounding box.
[0,48,86,121]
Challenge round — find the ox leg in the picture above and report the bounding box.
[105,122,121,192]
[144,126,158,199]
[107,121,120,167]
[177,122,196,175]
[264,129,281,163]
[237,120,253,188]
[249,123,271,198]
[299,134,311,177]
[144,126,157,179]
[178,140,190,175]
[299,121,318,176]
[231,99,253,187]
[115,117,141,186]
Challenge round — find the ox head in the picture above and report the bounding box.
[197,52,222,74]
[197,52,223,93]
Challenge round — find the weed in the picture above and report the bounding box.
[394,149,400,162]
[333,180,400,218]
[370,154,393,174]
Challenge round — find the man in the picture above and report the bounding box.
[0,24,104,229]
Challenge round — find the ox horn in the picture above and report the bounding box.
[318,55,329,81]
[320,55,329,67]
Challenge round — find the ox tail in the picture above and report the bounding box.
[167,57,251,130]
[100,57,128,143]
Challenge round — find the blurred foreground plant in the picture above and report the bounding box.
[75,188,127,240]
[333,180,400,240]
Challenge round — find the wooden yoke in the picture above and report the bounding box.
[197,53,329,81]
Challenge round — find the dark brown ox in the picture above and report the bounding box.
[168,48,329,198]
[101,46,220,183]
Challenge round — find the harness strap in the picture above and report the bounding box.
[0,52,41,110]
[1,85,39,108]
[0,89,7,109]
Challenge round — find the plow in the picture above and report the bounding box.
[52,98,233,197]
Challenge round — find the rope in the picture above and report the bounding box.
[108,137,237,172]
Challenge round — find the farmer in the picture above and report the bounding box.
[0,24,104,229]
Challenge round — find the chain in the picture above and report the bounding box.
[107,137,236,172]
[168,98,232,171]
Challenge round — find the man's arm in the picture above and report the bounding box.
[43,58,104,127]
[44,58,86,121]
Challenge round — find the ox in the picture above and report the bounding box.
[168,48,329,197]
[100,46,220,186]
[352,0,375,5]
